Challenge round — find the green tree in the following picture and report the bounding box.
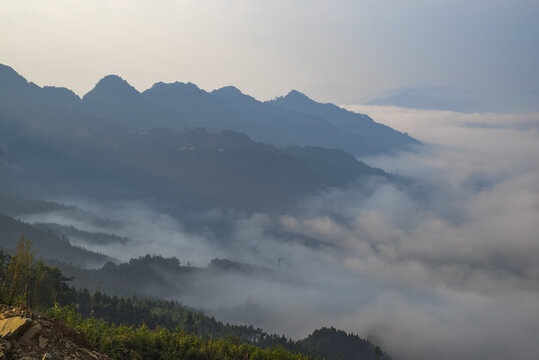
[185,311,196,334]
[30,260,73,308]
[2,236,34,306]
[0,237,72,308]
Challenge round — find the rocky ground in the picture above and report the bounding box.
[0,305,110,360]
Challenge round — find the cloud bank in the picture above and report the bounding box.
[21,107,539,360]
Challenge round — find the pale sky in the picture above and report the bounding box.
[1,0,538,102]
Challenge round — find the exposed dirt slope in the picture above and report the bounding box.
[0,305,110,360]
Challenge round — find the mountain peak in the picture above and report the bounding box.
[84,75,140,100]
[212,86,257,103]
[285,89,310,99]
[142,81,209,101]
[213,86,243,95]
[286,89,306,96]
[274,90,317,105]
[95,75,138,92]
[211,85,248,97]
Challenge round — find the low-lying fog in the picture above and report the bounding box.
[22,107,539,360]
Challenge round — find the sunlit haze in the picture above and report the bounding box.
[1,1,539,360]
[2,0,538,104]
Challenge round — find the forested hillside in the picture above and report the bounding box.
[0,239,386,360]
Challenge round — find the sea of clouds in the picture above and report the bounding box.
[21,106,539,360]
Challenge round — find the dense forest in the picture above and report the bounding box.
[0,238,386,360]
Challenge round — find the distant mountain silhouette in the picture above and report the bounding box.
[1,64,419,155]
[269,90,420,148]
[83,78,392,155]
[211,85,257,103]
[366,84,539,113]
[366,85,485,113]
[0,64,389,213]
[0,64,79,108]
[82,75,173,129]
[80,73,418,155]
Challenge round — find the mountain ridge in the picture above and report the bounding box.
[268,89,419,149]
[1,63,418,156]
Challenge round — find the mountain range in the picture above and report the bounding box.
[81,75,418,155]
[0,63,403,359]
[0,64,411,212]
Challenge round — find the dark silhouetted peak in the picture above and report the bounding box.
[142,82,215,115]
[267,89,318,108]
[213,86,242,96]
[285,89,309,99]
[84,75,140,100]
[212,85,257,103]
[281,89,316,103]
[96,75,138,92]
[143,81,207,99]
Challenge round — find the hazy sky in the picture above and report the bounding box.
[1,0,538,102]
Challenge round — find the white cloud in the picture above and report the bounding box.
[19,106,539,359]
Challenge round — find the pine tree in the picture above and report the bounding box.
[4,236,34,306]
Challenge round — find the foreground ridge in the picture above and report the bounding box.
[0,305,110,360]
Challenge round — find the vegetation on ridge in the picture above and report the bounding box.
[49,305,313,360]
[0,237,386,360]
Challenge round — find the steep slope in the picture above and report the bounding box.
[210,86,384,154]
[269,90,420,150]
[0,64,79,109]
